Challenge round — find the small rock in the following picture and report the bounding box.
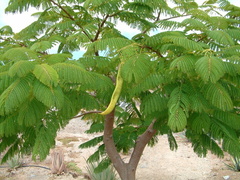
[223,175,230,180]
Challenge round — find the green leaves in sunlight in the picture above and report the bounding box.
[0,78,31,115]
[33,64,59,87]
[1,0,240,169]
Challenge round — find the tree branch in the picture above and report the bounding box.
[129,119,157,170]
[156,10,161,22]
[73,110,102,119]
[0,37,27,47]
[141,12,188,34]
[92,14,110,56]
[49,0,93,41]
[103,110,126,179]
[141,10,161,34]
[93,14,110,42]
[141,45,163,57]
[160,14,188,21]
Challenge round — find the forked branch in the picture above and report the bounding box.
[128,119,157,172]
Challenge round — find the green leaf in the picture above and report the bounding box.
[157,20,183,30]
[181,18,206,30]
[195,56,225,83]
[3,47,38,61]
[79,136,103,149]
[167,131,178,151]
[0,78,31,115]
[0,115,18,137]
[213,110,240,130]
[141,92,168,115]
[18,99,46,127]
[45,53,72,64]
[33,64,59,87]
[33,80,64,108]
[168,107,187,132]
[52,62,95,84]
[8,61,36,77]
[191,113,211,134]
[30,41,52,51]
[211,118,238,141]
[184,83,210,112]
[186,131,224,158]
[170,55,199,74]
[207,30,235,46]
[121,54,151,83]
[201,83,233,111]
[0,72,15,94]
[168,86,190,131]
[130,73,165,95]
[168,86,190,114]
[87,37,132,54]
[162,36,203,51]
[32,125,56,161]
[0,25,13,35]
[0,136,20,163]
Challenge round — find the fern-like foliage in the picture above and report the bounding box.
[167,86,190,132]
[121,53,152,83]
[1,0,240,171]
[33,64,59,87]
[8,61,36,77]
[141,92,168,115]
[3,47,39,62]
[195,56,225,83]
[0,77,31,115]
[201,82,233,111]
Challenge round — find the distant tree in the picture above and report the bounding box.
[0,0,240,179]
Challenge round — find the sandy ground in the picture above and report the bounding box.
[0,118,239,180]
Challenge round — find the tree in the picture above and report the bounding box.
[0,0,240,179]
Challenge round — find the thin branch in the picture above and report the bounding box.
[197,35,207,42]
[73,110,102,119]
[93,14,110,42]
[92,14,110,56]
[49,0,93,41]
[0,37,28,48]
[141,45,163,57]
[109,10,123,17]
[160,14,189,21]
[141,13,188,34]
[142,10,161,34]
[49,0,74,21]
[156,10,161,22]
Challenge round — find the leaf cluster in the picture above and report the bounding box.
[1,0,240,167]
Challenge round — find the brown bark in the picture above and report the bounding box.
[128,119,157,177]
[103,110,126,179]
[103,110,157,180]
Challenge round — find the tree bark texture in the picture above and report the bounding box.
[103,110,157,180]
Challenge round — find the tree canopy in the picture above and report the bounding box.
[0,0,240,179]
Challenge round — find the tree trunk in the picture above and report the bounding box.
[103,110,157,180]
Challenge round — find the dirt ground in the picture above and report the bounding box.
[0,117,239,180]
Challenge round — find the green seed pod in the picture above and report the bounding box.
[99,64,123,115]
